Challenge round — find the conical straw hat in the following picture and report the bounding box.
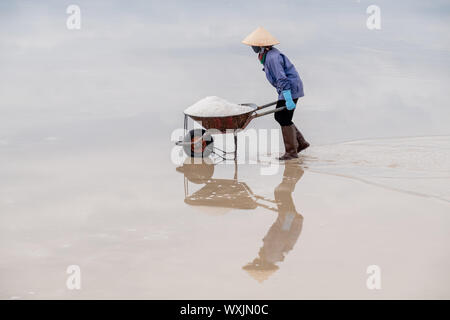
[242,27,280,46]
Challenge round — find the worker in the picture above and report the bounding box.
[242,27,309,160]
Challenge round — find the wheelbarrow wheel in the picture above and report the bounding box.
[183,129,214,158]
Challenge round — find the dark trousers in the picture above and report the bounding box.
[274,98,298,126]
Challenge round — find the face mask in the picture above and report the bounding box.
[252,46,262,53]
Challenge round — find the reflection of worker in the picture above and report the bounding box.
[243,163,304,283]
[242,27,309,160]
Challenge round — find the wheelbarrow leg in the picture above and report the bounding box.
[233,132,238,160]
[233,132,238,180]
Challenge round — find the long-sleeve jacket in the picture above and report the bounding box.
[263,48,304,100]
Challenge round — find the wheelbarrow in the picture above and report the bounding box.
[176,101,285,159]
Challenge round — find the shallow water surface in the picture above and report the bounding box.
[0,134,449,299]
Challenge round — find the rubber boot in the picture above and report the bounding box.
[294,125,310,153]
[278,125,299,160]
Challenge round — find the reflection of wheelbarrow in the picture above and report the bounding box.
[175,101,285,159]
[176,158,278,214]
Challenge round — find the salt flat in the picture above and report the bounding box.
[0,135,448,299]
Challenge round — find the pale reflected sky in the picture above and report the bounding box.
[0,0,449,144]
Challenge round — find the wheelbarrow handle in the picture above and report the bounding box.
[240,106,287,130]
[256,101,278,110]
[253,106,286,118]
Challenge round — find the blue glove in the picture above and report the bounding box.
[282,90,296,110]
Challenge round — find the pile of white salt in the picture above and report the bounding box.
[184,96,253,117]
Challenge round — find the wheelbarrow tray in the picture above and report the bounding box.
[185,103,258,133]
